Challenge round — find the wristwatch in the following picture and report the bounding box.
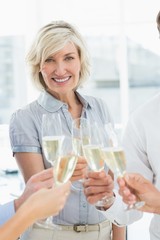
[96,193,116,211]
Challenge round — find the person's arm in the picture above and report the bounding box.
[112,224,126,240]
[0,168,53,226]
[15,152,45,183]
[14,167,53,211]
[0,201,15,225]
[83,170,142,226]
[118,173,160,214]
[0,181,71,240]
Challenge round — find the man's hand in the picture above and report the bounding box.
[117,173,160,213]
[83,171,114,206]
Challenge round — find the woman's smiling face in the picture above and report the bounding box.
[40,42,81,97]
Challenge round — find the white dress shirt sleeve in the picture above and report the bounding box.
[101,189,143,226]
[0,201,15,225]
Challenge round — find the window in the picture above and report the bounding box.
[0,0,160,125]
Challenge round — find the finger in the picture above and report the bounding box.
[37,178,53,189]
[119,186,131,196]
[119,187,137,203]
[75,160,87,170]
[87,171,106,179]
[31,168,53,182]
[124,173,145,186]
[84,186,110,195]
[71,174,84,180]
[60,181,71,193]
[77,156,87,163]
[84,177,113,187]
[87,193,108,204]
[117,177,126,187]
[73,167,87,175]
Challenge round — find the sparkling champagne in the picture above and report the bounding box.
[72,138,83,156]
[83,145,104,171]
[54,154,78,184]
[102,147,126,176]
[42,136,63,164]
[73,137,90,156]
[82,136,90,145]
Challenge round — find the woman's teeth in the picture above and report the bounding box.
[53,77,70,82]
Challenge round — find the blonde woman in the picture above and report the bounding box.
[9,21,125,240]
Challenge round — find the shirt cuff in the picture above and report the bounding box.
[0,201,15,225]
[100,190,143,226]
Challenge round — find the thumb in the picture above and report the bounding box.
[124,173,144,192]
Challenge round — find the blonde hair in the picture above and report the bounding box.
[26,21,90,90]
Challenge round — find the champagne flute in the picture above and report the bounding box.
[54,136,78,186]
[82,122,104,172]
[71,117,89,190]
[37,113,64,229]
[101,123,145,210]
[82,121,115,207]
[72,117,90,156]
[42,113,64,167]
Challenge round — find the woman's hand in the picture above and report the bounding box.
[28,181,71,221]
[14,168,54,211]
